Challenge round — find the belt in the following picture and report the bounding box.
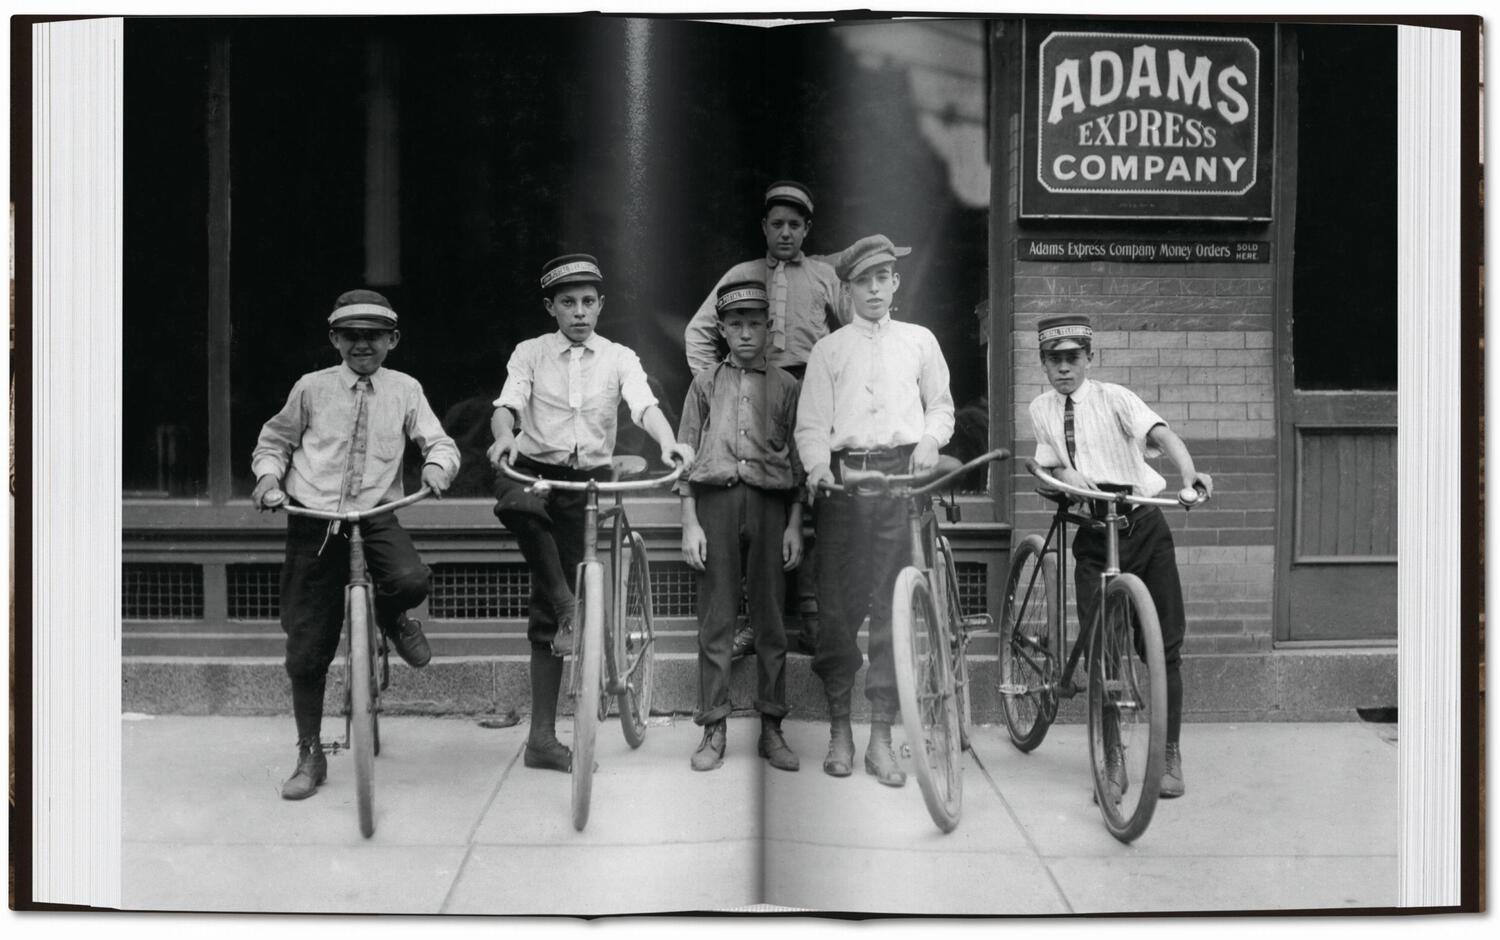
[833,444,914,473]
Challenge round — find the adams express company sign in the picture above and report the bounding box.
[1021,23,1275,220]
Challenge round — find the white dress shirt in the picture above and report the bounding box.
[794,313,955,473]
[1029,378,1168,496]
[495,330,659,470]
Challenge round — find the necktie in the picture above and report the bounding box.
[567,344,585,467]
[341,376,373,505]
[769,261,788,352]
[1063,394,1078,467]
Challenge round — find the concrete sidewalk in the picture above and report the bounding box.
[121,714,1396,916]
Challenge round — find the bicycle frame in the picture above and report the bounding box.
[499,454,682,830]
[268,485,432,837]
[272,486,433,748]
[824,448,1010,834]
[1017,463,1202,700]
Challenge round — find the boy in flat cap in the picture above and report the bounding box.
[252,289,459,801]
[1028,313,1213,801]
[684,180,844,658]
[796,235,955,787]
[488,254,695,773]
[677,279,805,773]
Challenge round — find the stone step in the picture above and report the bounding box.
[123,647,1395,722]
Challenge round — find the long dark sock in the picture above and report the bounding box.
[291,674,326,741]
[528,646,564,747]
[1167,665,1183,745]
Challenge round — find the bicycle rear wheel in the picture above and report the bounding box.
[892,567,962,833]
[571,563,604,832]
[346,584,377,838]
[614,528,655,749]
[1087,573,1168,843]
[999,534,1060,752]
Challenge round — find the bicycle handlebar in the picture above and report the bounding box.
[499,455,685,493]
[1024,459,1206,509]
[817,448,1012,496]
[265,486,434,522]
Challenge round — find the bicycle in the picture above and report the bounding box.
[264,485,432,839]
[819,447,1012,833]
[998,460,1206,843]
[500,454,684,831]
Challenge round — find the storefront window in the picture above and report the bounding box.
[124,17,992,503]
[1292,25,1397,392]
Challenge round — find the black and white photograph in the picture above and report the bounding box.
[13,2,1480,921]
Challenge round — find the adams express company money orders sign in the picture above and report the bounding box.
[1021,22,1275,219]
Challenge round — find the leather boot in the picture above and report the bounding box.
[1160,742,1185,798]
[1093,710,1128,805]
[864,721,907,788]
[757,715,799,772]
[384,612,432,668]
[690,720,727,771]
[280,736,327,800]
[524,648,572,772]
[823,699,855,778]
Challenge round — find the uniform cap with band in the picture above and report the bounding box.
[539,253,604,291]
[833,234,912,282]
[763,180,814,217]
[1036,314,1093,351]
[715,279,770,316]
[328,289,398,330]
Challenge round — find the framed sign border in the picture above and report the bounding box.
[1020,19,1277,221]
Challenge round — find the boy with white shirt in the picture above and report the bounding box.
[1027,313,1214,801]
[795,235,955,787]
[487,254,694,773]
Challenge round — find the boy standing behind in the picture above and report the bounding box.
[251,289,458,801]
[487,254,694,773]
[796,236,955,788]
[678,280,805,773]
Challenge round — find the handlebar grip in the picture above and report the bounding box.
[263,489,287,510]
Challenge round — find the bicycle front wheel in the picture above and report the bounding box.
[614,528,655,748]
[346,584,377,838]
[1087,573,1168,843]
[892,567,962,833]
[571,563,605,832]
[999,534,1060,752]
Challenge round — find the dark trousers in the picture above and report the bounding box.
[494,454,612,651]
[693,484,792,724]
[1072,505,1187,743]
[813,449,913,724]
[280,509,429,737]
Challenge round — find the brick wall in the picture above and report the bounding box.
[1006,262,1278,653]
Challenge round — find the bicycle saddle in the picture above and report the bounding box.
[610,455,649,480]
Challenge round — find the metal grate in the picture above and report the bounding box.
[123,563,204,620]
[227,564,282,620]
[955,562,988,617]
[649,563,700,618]
[428,562,532,619]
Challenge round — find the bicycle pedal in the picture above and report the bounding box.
[960,614,993,631]
[997,682,1032,696]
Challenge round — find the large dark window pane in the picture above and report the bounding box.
[123,25,211,497]
[1292,26,1397,391]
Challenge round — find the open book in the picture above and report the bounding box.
[14,10,1481,915]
